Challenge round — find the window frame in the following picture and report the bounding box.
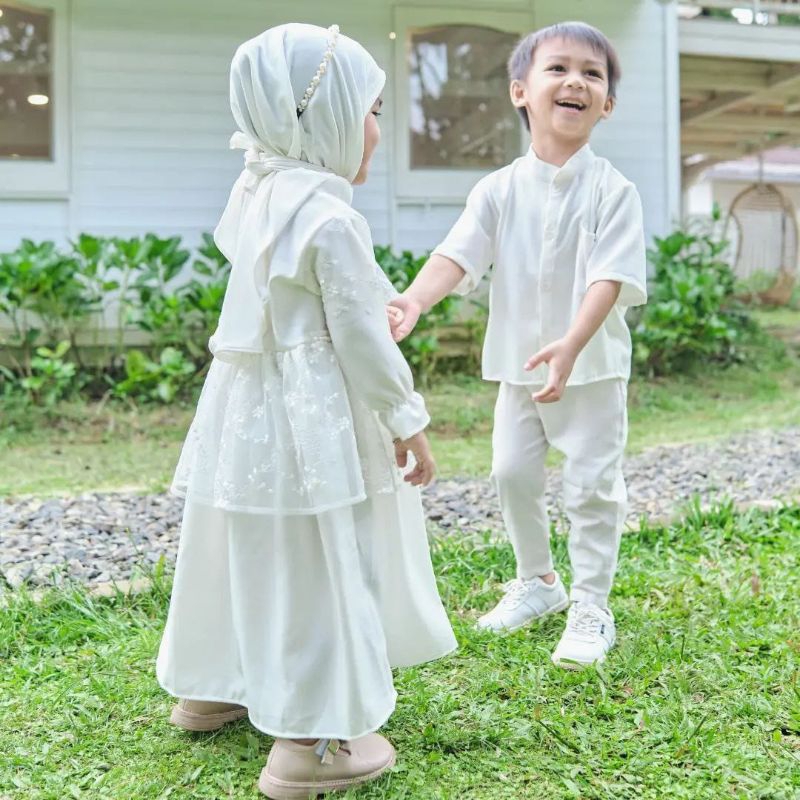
[0,0,71,198]
[392,6,531,200]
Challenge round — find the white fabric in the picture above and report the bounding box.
[157,487,457,739]
[172,214,430,514]
[173,24,429,514]
[211,22,385,361]
[433,144,648,387]
[160,24,453,742]
[491,380,628,607]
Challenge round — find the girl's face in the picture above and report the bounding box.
[352,97,383,185]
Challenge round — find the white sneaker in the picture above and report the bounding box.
[476,573,569,633]
[551,602,616,670]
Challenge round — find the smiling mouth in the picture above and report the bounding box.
[555,100,586,111]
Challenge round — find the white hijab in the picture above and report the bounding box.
[210,23,386,360]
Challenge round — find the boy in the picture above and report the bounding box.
[389,22,647,668]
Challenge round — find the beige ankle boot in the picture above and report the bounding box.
[169,699,248,732]
[258,734,396,799]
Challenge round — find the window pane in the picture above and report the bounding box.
[0,2,53,160]
[409,24,520,171]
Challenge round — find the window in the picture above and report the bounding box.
[394,8,530,199]
[0,2,53,159]
[0,0,69,196]
[409,25,520,171]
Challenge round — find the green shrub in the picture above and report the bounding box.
[120,233,230,367]
[0,240,99,375]
[122,234,191,352]
[0,233,231,403]
[631,213,756,376]
[20,341,81,407]
[8,219,771,402]
[113,347,197,404]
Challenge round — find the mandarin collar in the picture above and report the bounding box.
[526,143,594,184]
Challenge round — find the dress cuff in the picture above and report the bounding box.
[380,392,430,441]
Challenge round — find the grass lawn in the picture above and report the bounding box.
[1,504,798,799]
[752,305,800,335]
[2,327,799,494]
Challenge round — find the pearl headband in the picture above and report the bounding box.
[296,24,340,117]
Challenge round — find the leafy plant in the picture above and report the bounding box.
[127,235,192,304]
[631,211,755,376]
[118,233,229,362]
[0,241,96,375]
[122,235,192,352]
[20,341,80,406]
[0,233,232,404]
[113,347,197,404]
[68,234,122,369]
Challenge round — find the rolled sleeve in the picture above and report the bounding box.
[432,176,497,295]
[313,217,430,441]
[585,184,648,308]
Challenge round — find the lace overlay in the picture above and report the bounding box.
[316,253,396,317]
[172,336,402,514]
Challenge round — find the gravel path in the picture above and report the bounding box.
[2,428,799,591]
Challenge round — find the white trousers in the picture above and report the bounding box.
[491,379,628,607]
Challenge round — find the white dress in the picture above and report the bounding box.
[156,191,457,739]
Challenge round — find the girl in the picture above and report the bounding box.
[156,23,457,799]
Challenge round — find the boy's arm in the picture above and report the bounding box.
[389,254,466,342]
[389,175,497,342]
[524,280,621,403]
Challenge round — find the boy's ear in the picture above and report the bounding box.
[509,79,527,108]
[600,94,615,119]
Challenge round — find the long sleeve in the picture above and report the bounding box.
[432,174,497,295]
[585,183,648,308]
[312,216,430,441]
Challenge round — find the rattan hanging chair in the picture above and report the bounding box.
[724,171,798,305]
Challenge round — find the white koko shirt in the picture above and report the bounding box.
[433,144,648,387]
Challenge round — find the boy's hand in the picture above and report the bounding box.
[387,294,423,342]
[393,431,436,486]
[524,338,579,403]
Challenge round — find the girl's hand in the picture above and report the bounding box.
[524,338,579,403]
[393,431,436,486]
[387,295,422,342]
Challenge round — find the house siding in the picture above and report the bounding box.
[1,0,675,253]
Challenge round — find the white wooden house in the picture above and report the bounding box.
[0,0,682,255]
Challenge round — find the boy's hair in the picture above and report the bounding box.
[507,21,621,131]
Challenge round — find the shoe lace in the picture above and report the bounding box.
[498,578,533,610]
[566,604,607,639]
[315,738,349,764]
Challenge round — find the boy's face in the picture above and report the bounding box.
[511,36,614,144]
